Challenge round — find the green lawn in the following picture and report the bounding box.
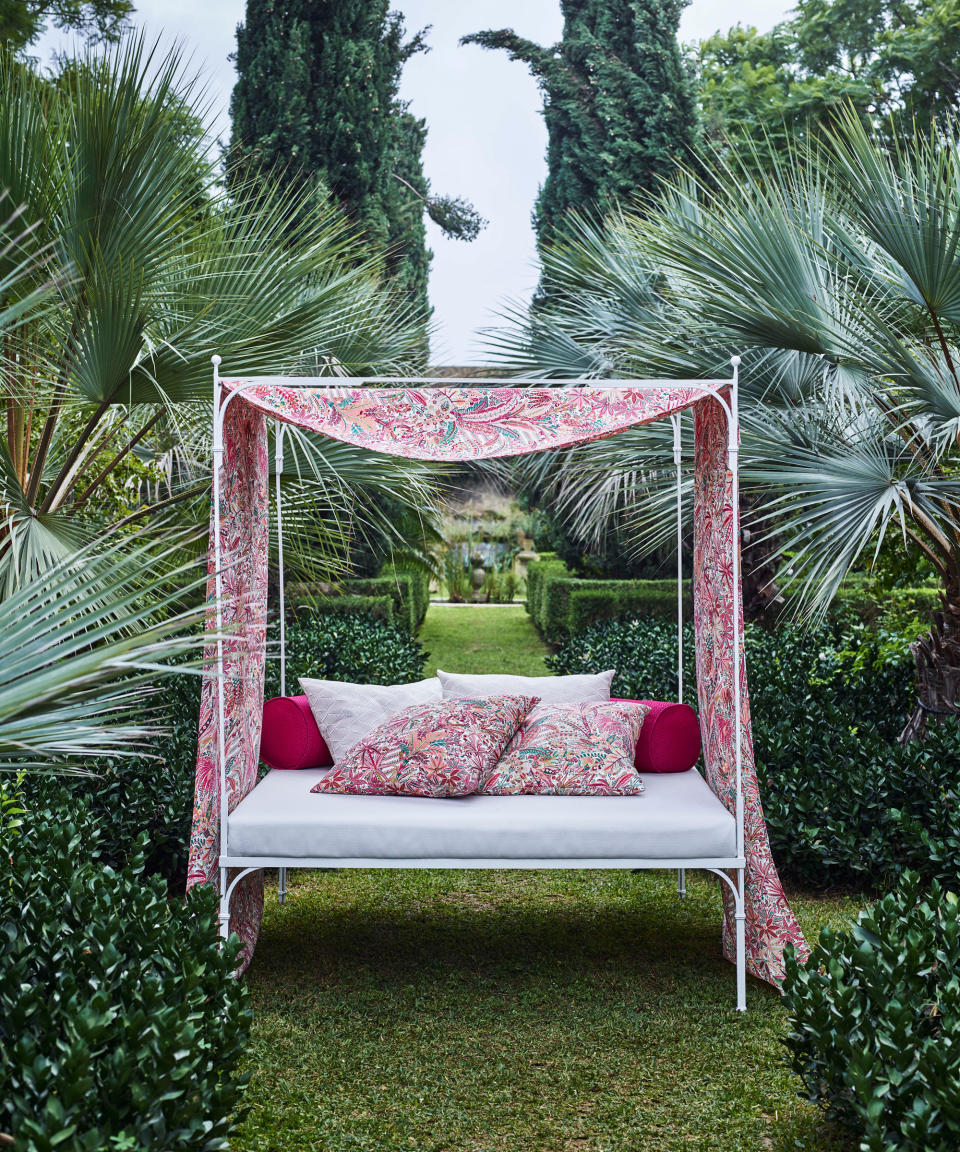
[419,603,551,677]
[238,872,853,1152]
[236,605,855,1152]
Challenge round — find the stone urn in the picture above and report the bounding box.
[470,554,487,591]
[514,549,538,579]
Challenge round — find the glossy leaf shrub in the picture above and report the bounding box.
[549,616,960,889]
[0,796,251,1151]
[31,667,202,891]
[266,610,428,697]
[783,874,960,1151]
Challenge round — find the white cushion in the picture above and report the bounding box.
[437,668,614,706]
[228,767,736,860]
[299,677,441,763]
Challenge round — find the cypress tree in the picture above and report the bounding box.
[230,1,485,333]
[229,1,430,320]
[463,0,697,252]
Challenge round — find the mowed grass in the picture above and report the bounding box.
[419,604,551,677]
[236,605,855,1151]
[237,870,855,1152]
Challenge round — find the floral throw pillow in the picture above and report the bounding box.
[481,701,649,796]
[311,694,539,799]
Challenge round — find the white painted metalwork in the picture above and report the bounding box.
[274,420,287,905]
[671,412,685,904]
[210,356,749,1010]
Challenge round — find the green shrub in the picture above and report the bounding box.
[267,611,427,696]
[30,666,201,891]
[566,581,689,636]
[524,556,566,622]
[783,873,960,1152]
[830,581,941,628]
[548,615,960,889]
[527,564,690,641]
[286,585,396,626]
[379,560,431,629]
[0,796,251,1152]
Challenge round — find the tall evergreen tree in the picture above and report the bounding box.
[230,1,484,330]
[463,0,697,253]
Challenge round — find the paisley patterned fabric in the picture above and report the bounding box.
[481,701,649,795]
[311,695,539,798]
[693,398,809,983]
[189,379,808,986]
[224,381,711,462]
[186,400,269,968]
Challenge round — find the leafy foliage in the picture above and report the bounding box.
[462,0,696,259]
[31,665,201,889]
[696,0,960,162]
[0,532,206,773]
[783,873,960,1151]
[0,0,132,50]
[0,793,251,1151]
[265,611,428,698]
[550,615,960,888]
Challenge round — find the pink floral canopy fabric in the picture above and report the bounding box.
[187,381,809,987]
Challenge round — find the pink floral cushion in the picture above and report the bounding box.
[310,694,539,798]
[481,701,649,795]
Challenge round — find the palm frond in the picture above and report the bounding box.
[0,529,208,772]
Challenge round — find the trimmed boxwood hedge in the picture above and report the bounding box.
[286,585,396,627]
[379,561,431,630]
[549,615,960,890]
[266,610,428,697]
[524,554,565,626]
[525,558,690,640]
[783,873,960,1151]
[0,793,251,1151]
[829,581,941,627]
[286,565,431,636]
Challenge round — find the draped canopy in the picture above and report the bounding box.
[187,375,808,988]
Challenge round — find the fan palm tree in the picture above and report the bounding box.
[0,529,210,772]
[0,39,443,595]
[487,114,960,740]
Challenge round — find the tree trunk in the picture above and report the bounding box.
[899,595,960,743]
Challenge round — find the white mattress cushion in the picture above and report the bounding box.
[299,676,441,762]
[437,668,614,705]
[228,767,736,860]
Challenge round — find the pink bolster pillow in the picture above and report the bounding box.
[260,693,700,774]
[260,694,332,770]
[612,698,701,774]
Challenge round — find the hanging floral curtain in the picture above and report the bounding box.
[187,382,808,983]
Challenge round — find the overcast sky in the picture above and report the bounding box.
[36,0,794,364]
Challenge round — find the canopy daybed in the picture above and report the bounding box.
[187,357,808,1012]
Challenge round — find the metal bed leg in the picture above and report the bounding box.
[735,868,746,1012]
[218,866,231,940]
[278,866,287,905]
[677,867,686,899]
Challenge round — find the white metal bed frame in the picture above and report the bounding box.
[210,356,750,1010]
